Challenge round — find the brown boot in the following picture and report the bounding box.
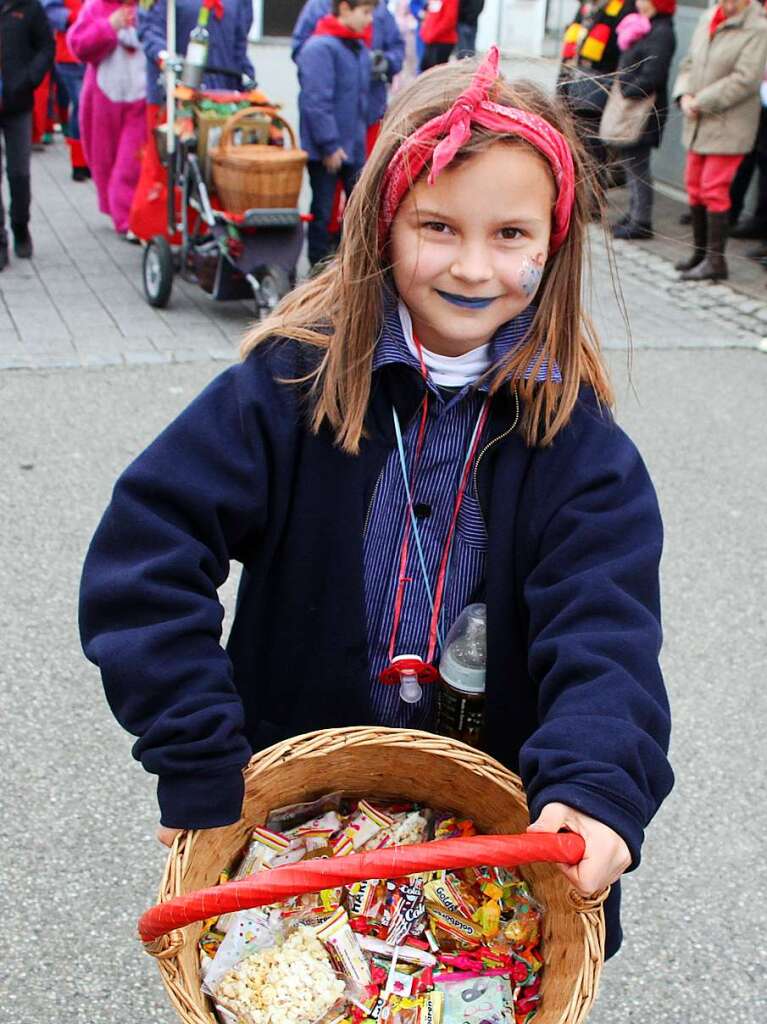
[675,205,707,271]
[680,212,729,282]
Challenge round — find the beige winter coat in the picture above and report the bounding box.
[673,0,767,154]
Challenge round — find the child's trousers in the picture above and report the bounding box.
[622,144,654,227]
[0,111,33,235]
[307,160,360,267]
[685,151,745,213]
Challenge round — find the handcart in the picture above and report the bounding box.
[141,22,307,319]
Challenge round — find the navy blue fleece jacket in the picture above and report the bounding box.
[79,338,673,956]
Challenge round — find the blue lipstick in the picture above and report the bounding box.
[436,289,500,309]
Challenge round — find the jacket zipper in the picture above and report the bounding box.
[473,387,520,524]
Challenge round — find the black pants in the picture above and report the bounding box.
[622,144,654,226]
[420,43,454,71]
[730,106,767,228]
[307,160,360,267]
[0,110,33,237]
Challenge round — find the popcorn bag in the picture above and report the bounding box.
[140,728,607,1024]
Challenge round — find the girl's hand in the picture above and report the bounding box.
[527,802,631,895]
[680,94,699,118]
[109,6,134,30]
[157,825,183,847]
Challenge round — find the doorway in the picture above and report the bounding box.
[262,0,306,36]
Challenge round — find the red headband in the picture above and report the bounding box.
[379,47,575,253]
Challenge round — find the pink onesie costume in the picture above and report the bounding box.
[67,0,146,233]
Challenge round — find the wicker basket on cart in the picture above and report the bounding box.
[140,727,607,1024]
[195,106,272,187]
[210,107,307,212]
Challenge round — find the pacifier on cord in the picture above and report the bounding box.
[379,654,440,704]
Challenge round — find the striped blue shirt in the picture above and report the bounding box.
[365,302,558,728]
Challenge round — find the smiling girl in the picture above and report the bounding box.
[79,50,673,962]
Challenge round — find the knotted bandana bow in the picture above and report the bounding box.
[379,47,575,254]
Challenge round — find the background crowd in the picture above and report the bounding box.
[4,0,767,286]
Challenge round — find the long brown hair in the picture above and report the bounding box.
[241,60,613,453]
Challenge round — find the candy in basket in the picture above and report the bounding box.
[139,728,607,1024]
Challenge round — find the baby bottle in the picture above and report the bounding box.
[436,604,487,748]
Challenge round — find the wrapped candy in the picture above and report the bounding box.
[472,899,502,940]
[266,792,347,833]
[426,904,483,950]
[342,801,396,850]
[379,991,444,1024]
[424,874,477,919]
[502,881,543,948]
[434,972,514,1024]
[316,907,372,987]
[432,816,476,841]
[357,937,437,969]
[346,879,384,920]
[200,793,547,1024]
[383,878,427,945]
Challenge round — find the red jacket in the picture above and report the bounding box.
[51,0,83,63]
[421,0,458,45]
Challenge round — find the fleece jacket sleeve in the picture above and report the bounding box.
[519,399,674,869]
[28,0,55,88]
[234,0,255,79]
[380,7,405,79]
[78,362,271,830]
[137,0,168,67]
[298,41,341,156]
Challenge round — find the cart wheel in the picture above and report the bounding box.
[143,236,174,308]
[255,265,291,319]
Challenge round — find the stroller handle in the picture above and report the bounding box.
[138,831,584,944]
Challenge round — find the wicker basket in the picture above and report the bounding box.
[210,107,307,213]
[142,727,607,1024]
[195,106,271,188]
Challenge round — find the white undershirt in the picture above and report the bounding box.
[398,301,491,388]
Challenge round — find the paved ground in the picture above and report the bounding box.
[3,348,765,1024]
[2,41,766,1024]
[1,43,766,373]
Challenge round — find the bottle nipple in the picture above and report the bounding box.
[399,669,423,704]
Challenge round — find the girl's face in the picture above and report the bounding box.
[636,0,656,15]
[389,143,556,357]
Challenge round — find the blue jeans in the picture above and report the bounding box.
[0,110,32,230]
[456,22,478,57]
[54,61,85,141]
[307,160,360,266]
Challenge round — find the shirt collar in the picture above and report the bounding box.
[373,296,562,390]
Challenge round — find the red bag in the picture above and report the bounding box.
[421,0,459,45]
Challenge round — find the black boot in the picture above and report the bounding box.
[675,205,707,271]
[0,232,8,272]
[8,175,32,256]
[12,223,33,258]
[681,211,729,281]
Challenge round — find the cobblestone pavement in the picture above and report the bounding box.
[2,134,767,371]
[0,137,248,372]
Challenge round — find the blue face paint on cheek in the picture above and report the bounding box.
[519,254,544,298]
